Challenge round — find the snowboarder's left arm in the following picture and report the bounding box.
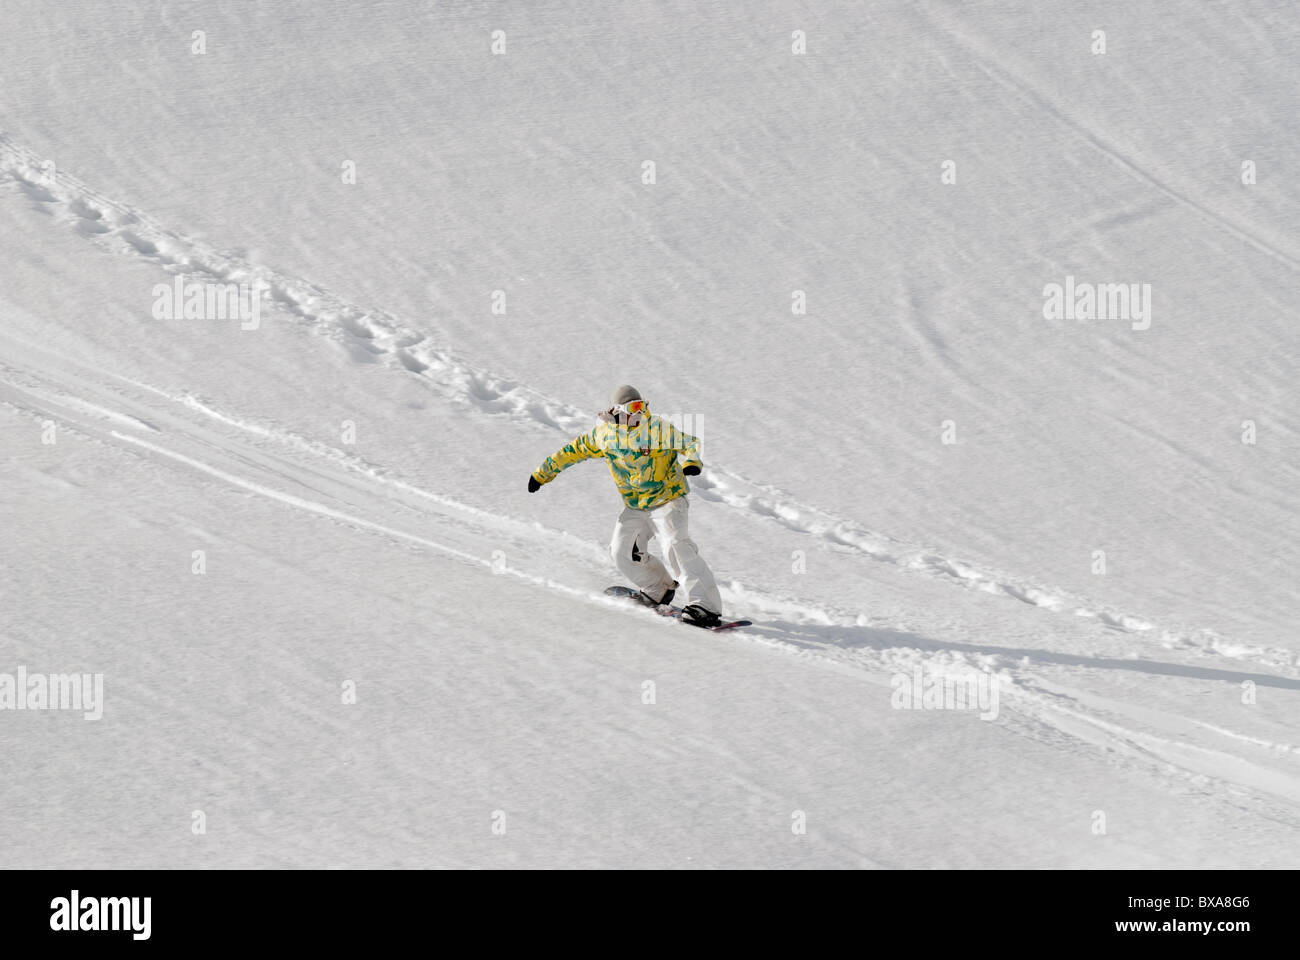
[672,423,704,475]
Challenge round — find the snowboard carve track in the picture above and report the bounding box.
[0,132,1294,675]
[3,329,1300,816]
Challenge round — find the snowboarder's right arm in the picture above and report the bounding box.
[530,429,604,489]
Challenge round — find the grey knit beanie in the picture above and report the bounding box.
[610,384,642,406]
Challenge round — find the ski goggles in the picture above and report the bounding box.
[615,399,648,416]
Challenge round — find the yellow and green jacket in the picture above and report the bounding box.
[532,413,703,510]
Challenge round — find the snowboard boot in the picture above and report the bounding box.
[635,581,677,608]
[680,603,722,628]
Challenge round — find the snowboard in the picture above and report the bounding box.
[604,586,752,631]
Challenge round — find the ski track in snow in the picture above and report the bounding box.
[918,6,1300,275]
[2,133,1287,676]
[4,134,1300,813]
[7,360,1300,816]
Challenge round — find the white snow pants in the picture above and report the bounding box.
[610,496,722,614]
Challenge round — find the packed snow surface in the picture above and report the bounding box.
[2,1,1298,867]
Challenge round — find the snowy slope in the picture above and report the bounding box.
[2,1,1298,868]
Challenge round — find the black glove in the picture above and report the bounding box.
[527,474,542,493]
[682,464,701,476]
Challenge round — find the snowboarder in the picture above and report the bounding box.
[527,385,724,627]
